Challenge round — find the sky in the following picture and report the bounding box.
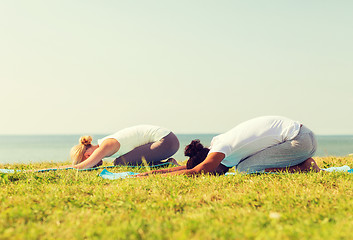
[0,1,352,135]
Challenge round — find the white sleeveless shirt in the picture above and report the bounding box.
[98,125,171,158]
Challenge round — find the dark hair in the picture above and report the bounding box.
[184,139,210,169]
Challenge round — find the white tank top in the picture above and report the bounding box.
[98,125,171,158]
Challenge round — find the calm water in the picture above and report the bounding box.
[0,134,352,165]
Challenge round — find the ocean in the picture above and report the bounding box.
[0,134,352,165]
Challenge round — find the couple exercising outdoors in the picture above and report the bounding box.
[68,116,321,176]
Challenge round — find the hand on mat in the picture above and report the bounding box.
[136,169,163,177]
[136,172,151,177]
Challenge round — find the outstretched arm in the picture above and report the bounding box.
[138,152,226,177]
[137,165,187,177]
[191,152,226,175]
[27,139,119,172]
[73,139,120,169]
[169,152,225,176]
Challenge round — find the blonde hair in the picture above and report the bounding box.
[70,136,93,165]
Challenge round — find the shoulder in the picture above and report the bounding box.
[99,138,120,149]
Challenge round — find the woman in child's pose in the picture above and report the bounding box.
[139,116,320,176]
[70,125,180,169]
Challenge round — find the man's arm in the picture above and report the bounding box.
[141,152,226,177]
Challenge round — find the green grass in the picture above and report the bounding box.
[1,156,353,240]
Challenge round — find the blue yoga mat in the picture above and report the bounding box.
[322,165,351,172]
[224,165,352,175]
[0,169,17,174]
[0,162,175,174]
[99,166,353,180]
[99,169,139,180]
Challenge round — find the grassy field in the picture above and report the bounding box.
[1,156,353,240]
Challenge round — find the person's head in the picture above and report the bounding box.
[185,139,210,169]
[70,136,96,165]
[184,139,230,175]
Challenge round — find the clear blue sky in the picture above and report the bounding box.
[1,1,352,135]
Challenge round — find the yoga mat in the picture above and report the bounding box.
[223,165,352,175]
[99,169,139,180]
[99,165,352,180]
[321,165,350,172]
[0,169,17,174]
[0,162,175,174]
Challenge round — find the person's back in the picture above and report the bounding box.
[98,125,170,157]
[209,116,301,167]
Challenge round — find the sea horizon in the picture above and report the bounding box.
[0,134,352,165]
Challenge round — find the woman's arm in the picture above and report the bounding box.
[191,152,226,175]
[167,152,226,176]
[139,152,226,177]
[73,139,120,169]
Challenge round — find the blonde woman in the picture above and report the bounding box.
[70,125,180,169]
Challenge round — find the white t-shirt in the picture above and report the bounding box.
[98,125,171,158]
[208,116,301,167]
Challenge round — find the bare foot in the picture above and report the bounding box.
[265,158,321,173]
[93,160,103,168]
[166,158,180,166]
[299,158,321,172]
